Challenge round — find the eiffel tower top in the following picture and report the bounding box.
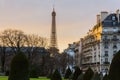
[52,8,56,16]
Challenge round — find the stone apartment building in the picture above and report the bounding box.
[75,10,120,74]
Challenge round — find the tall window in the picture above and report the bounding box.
[104,35,107,39]
[113,51,117,56]
[113,51,117,54]
[105,51,108,57]
[113,44,117,49]
[105,58,108,62]
[104,43,109,49]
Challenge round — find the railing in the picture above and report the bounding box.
[104,61,110,64]
[104,54,108,57]
[102,38,120,42]
[111,38,119,41]
[102,39,110,41]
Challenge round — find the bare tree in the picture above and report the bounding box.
[0,29,26,72]
[25,34,48,64]
[0,29,26,54]
[0,29,48,72]
[26,34,47,48]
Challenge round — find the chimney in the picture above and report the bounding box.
[116,9,119,23]
[96,14,100,24]
[101,11,108,21]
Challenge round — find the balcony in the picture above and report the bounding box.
[86,55,92,58]
[104,61,110,64]
[102,39,110,42]
[102,31,118,34]
[111,38,119,41]
[104,53,108,57]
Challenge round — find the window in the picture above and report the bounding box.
[104,43,108,49]
[113,51,117,54]
[103,36,109,41]
[112,16,116,20]
[104,36,108,39]
[105,58,108,62]
[112,35,119,41]
[113,44,117,49]
[103,28,107,32]
[113,51,117,56]
[98,44,100,47]
[113,22,116,26]
[113,35,117,39]
[105,51,108,57]
[94,52,96,57]
[94,58,96,61]
[104,58,109,64]
[113,27,118,32]
[105,68,108,73]
[94,47,96,50]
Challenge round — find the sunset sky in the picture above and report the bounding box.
[0,0,120,52]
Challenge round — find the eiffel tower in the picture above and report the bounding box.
[49,8,59,57]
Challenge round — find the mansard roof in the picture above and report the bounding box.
[102,13,120,27]
[93,13,120,30]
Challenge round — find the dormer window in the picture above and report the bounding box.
[112,16,116,20]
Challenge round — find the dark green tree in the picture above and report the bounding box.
[69,73,74,80]
[0,47,6,73]
[102,74,108,80]
[77,73,84,80]
[51,69,62,80]
[109,50,120,80]
[8,52,29,80]
[83,67,94,80]
[29,64,40,78]
[64,67,72,79]
[91,72,101,80]
[72,66,82,80]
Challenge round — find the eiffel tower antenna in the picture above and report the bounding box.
[53,0,55,10]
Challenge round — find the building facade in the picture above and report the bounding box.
[76,10,120,74]
[0,47,49,72]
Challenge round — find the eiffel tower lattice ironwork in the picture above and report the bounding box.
[49,8,59,56]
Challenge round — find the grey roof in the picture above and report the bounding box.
[102,13,120,27]
[0,47,49,54]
